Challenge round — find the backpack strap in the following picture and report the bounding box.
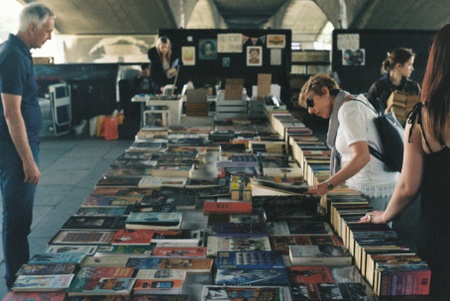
[347,98,386,162]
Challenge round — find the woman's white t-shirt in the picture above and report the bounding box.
[335,97,399,197]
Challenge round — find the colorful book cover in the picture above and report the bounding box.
[135,269,187,281]
[132,279,184,295]
[94,245,155,257]
[44,245,98,255]
[215,251,285,269]
[215,268,289,286]
[289,245,352,266]
[126,258,163,269]
[11,274,75,292]
[28,252,86,264]
[48,230,116,245]
[111,229,155,245]
[288,266,334,284]
[81,255,130,267]
[67,277,136,296]
[3,292,67,301]
[203,201,252,215]
[159,258,214,272]
[76,266,135,279]
[80,195,139,207]
[125,212,182,230]
[151,246,206,257]
[16,263,77,276]
[291,283,368,300]
[61,216,127,230]
[201,285,291,301]
[206,235,272,257]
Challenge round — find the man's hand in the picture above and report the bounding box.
[23,161,40,185]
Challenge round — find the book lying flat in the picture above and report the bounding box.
[12,274,75,292]
[48,231,116,245]
[289,245,352,266]
[125,212,182,230]
[67,277,136,296]
[3,292,66,301]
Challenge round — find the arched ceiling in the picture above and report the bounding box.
[18,0,450,46]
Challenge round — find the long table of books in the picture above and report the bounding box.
[5,114,431,301]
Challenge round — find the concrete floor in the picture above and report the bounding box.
[0,115,420,298]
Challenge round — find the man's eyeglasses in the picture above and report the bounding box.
[306,92,315,108]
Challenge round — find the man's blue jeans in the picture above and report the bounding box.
[0,140,39,289]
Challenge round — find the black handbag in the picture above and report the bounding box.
[351,98,405,172]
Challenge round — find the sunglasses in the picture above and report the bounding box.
[306,92,315,108]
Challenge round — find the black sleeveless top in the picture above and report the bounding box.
[407,103,450,297]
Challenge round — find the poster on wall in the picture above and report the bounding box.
[217,33,243,53]
[342,49,365,66]
[270,49,282,65]
[247,46,262,66]
[266,34,286,48]
[198,39,217,60]
[182,46,196,66]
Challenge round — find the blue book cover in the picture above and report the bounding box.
[212,222,268,237]
[215,251,285,269]
[215,268,289,286]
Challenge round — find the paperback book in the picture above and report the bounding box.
[48,230,116,245]
[94,245,155,257]
[67,277,136,296]
[215,268,289,286]
[111,229,154,245]
[125,212,182,230]
[3,292,67,301]
[75,266,135,279]
[132,279,184,295]
[74,206,132,217]
[61,216,127,231]
[11,274,75,292]
[206,235,272,257]
[16,263,77,276]
[44,245,98,255]
[135,269,187,281]
[28,252,86,265]
[289,245,353,266]
[212,222,268,237]
[201,285,292,301]
[151,246,207,258]
[215,250,285,269]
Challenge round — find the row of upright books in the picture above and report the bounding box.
[5,115,430,301]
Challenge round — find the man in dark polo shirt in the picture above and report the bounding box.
[0,3,55,289]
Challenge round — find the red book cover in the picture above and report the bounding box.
[111,229,154,245]
[203,201,252,215]
[288,266,334,284]
[76,266,135,278]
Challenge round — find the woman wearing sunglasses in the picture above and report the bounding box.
[298,74,399,212]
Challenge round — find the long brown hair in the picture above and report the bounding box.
[421,23,450,142]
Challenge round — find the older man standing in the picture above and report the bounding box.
[0,3,55,289]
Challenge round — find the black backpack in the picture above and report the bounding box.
[351,98,405,172]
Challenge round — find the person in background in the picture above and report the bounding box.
[0,3,55,289]
[298,74,399,211]
[133,63,153,94]
[367,47,421,110]
[147,36,178,94]
[360,23,450,300]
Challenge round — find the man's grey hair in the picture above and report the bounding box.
[19,2,55,32]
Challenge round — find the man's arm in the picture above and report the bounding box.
[1,92,40,184]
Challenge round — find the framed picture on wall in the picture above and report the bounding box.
[266,34,286,49]
[247,46,262,66]
[199,39,217,60]
[182,46,196,66]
